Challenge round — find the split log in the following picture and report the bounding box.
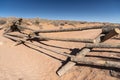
[102,26,120,34]
[57,48,91,76]
[57,34,105,76]
[85,43,120,49]
[72,59,120,69]
[34,25,120,33]
[93,34,105,43]
[101,28,120,42]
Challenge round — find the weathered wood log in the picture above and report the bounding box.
[102,26,120,34]
[34,25,120,33]
[0,19,21,31]
[0,22,13,30]
[0,20,35,34]
[93,34,105,43]
[101,28,120,42]
[86,43,120,48]
[3,25,35,34]
[6,33,94,43]
[57,34,105,76]
[57,48,91,76]
[4,34,73,58]
[17,25,35,31]
[34,36,94,43]
[72,59,120,69]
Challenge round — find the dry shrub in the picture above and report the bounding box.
[52,21,59,27]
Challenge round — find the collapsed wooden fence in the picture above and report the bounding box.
[0,19,120,77]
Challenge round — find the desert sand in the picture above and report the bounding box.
[0,18,119,80]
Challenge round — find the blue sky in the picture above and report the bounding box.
[0,0,120,23]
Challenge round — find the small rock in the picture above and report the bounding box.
[110,70,120,78]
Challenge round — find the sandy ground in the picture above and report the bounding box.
[0,20,119,80]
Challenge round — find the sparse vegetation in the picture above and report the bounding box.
[80,21,87,24]
[52,21,59,26]
[59,22,65,26]
[32,17,41,25]
[0,20,6,25]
